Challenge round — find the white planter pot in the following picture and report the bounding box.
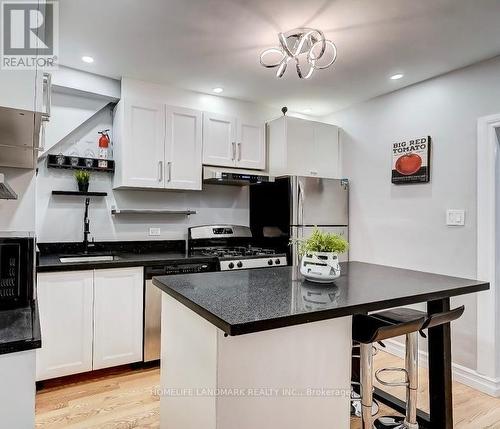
[300,251,341,283]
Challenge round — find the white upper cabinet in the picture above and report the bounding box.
[203,112,266,170]
[93,267,143,370]
[113,99,203,190]
[236,120,266,170]
[0,70,42,113]
[267,116,341,178]
[113,99,166,189]
[202,112,237,167]
[165,106,203,190]
[0,70,50,168]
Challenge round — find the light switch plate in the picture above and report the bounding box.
[446,209,465,226]
[149,227,161,236]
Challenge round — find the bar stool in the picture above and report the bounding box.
[351,343,379,417]
[371,305,465,429]
[352,313,426,429]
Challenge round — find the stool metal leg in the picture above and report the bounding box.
[404,332,419,429]
[360,343,374,429]
[374,332,420,429]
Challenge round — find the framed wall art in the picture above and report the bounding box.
[392,136,431,184]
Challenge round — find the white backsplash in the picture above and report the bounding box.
[36,101,249,243]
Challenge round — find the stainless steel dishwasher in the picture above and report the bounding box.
[144,261,217,362]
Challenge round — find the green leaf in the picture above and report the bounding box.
[290,227,349,255]
[74,170,91,184]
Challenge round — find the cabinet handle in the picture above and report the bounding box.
[168,161,172,182]
[158,161,163,182]
[36,120,46,152]
[237,142,242,161]
[232,142,236,160]
[42,72,51,122]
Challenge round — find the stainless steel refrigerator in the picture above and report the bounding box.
[249,176,349,266]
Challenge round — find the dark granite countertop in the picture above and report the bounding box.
[152,262,489,336]
[37,251,217,272]
[37,240,217,272]
[0,301,41,355]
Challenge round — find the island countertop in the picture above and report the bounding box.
[152,261,489,336]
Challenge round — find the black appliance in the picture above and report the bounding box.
[0,232,35,308]
[250,176,349,266]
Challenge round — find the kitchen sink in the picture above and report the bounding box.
[59,255,117,263]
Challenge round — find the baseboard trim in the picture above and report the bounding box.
[381,339,500,397]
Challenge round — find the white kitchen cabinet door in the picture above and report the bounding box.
[36,271,94,381]
[312,122,340,178]
[114,99,165,189]
[93,267,144,370]
[285,116,315,177]
[165,106,203,190]
[236,121,265,170]
[202,112,237,167]
[267,116,341,178]
[0,70,41,113]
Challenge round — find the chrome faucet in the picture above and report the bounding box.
[83,197,91,253]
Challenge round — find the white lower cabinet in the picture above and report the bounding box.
[93,268,144,370]
[36,271,94,381]
[36,267,144,381]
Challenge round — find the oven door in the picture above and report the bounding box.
[0,237,35,308]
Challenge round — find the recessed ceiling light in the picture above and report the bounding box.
[81,56,94,63]
[390,73,404,80]
[212,87,224,94]
[303,108,312,113]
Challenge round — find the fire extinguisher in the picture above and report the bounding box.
[98,129,110,169]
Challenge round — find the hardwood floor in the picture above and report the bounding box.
[35,365,160,428]
[35,353,500,429]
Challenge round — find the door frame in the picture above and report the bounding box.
[477,113,500,392]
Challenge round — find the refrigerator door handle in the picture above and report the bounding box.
[291,227,303,267]
[298,179,304,226]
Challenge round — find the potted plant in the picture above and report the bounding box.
[74,170,91,193]
[292,227,349,283]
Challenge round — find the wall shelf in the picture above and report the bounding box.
[52,191,108,197]
[47,154,115,173]
[111,207,196,216]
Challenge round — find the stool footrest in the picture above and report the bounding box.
[352,344,379,359]
[375,367,409,387]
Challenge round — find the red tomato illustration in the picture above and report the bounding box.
[395,153,422,175]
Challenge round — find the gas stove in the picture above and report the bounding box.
[188,225,287,271]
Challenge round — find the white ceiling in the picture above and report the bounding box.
[59,0,500,116]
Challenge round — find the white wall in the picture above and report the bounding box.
[322,56,500,370]
[0,168,36,231]
[36,78,293,242]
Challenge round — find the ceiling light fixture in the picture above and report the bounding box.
[390,73,404,80]
[260,28,337,79]
[81,56,94,63]
[212,87,224,94]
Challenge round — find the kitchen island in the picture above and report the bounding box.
[153,262,489,429]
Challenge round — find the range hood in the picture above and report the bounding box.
[203,166,274,186]
[0,173,18,200]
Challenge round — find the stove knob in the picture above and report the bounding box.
[268,259,273,266]
[275,259,281,265]
[237,261,243,268]
[228,262,235,269]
